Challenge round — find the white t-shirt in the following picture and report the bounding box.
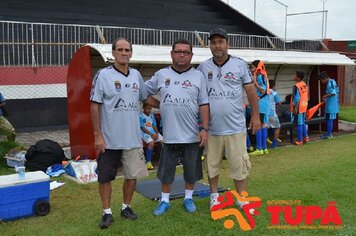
[90,66,149,149]
[197,55,253,135]
[145,66,209,144]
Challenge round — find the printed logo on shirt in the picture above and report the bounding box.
[114,98,138,111]
[208,88,236,99]
[125,83,130,88]
[181,80,192,88]
[114,80,121,92]
[174,81,180,85]
[162,93,191,106]
[132,83,139,92]
[165,78,171,87]
[224,72,238,81]
[208,71,213,81]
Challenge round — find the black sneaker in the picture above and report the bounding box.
[99,214,114,229]
[121,207,138,220]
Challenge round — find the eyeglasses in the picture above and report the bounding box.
[173,50,192,56]
[115,48,131,52]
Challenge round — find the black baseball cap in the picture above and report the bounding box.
[208,28,228,40]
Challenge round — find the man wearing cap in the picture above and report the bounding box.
[319,71,339,139]
[197,28,260,210]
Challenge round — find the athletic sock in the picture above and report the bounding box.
[246,133,251,148]
[256,129,262,150]
[297,125,303,141]
[184,189,194,199]
[103,208,112,215]
[210,192,219,200]
[327,119,333,136]
[122,203,130,210]
[262,128,268,150]
[145,147,153,162]
[303,124,308,138]
[161,192,170,203]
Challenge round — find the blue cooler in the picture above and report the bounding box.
[0,171,50,221]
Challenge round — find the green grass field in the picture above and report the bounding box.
[339,105,356,123]
[1,134,355,236]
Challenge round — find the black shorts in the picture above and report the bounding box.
[259,113,265,124]
[157,142,203,185]
[97,149,122,184]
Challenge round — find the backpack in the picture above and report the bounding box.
[25,139,66,172]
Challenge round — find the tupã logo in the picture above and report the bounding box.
[211,190,261,231]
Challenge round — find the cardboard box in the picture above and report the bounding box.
[0,171,50,221]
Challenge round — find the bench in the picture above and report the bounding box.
[280,116,326,143]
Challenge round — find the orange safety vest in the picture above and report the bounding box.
[290,81,308,113]
[253,61,270,95]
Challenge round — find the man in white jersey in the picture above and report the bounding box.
[145,39,209,215]
[90,37,159,229]
[197,28,260,210]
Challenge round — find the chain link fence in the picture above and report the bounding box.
[0,20,324,146]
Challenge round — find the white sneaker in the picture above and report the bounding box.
[210,196,220,210]
[236,200,249,209]
[237,200,255,215]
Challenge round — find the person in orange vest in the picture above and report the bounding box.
[249,60,270,155]
[290,71,309,145]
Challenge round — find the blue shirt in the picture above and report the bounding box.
[0,92,5,117]
[292,85,300,107]
[325,79,339,114]
[268,89,281,117]
[256,74,269,115]
[139,112,157,135]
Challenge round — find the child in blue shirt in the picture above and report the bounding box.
[140,104,163,169]
[319,71,339,139]
[250,60,269,156]
[267,80,282,148]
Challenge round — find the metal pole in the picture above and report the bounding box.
[324,10,328,38]
[321,0,327,39]
[284,6,288,49]
[254,0,256,22]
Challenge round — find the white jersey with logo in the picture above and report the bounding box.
[197,55,253,135]
[145,66,209,144]
[90,66,149,149]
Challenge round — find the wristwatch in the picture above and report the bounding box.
[200,126,209,132]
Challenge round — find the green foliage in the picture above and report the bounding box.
[339,105,356,122]
[0,134,355,235]
[0,140,22,172]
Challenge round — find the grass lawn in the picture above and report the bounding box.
[1,134,355,236]
[339,105,356,123]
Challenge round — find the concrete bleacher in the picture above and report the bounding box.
[0,0,274,36]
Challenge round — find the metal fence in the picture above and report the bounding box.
[0,20,324,67]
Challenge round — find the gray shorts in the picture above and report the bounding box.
[157,142,203,185]
[268,115,281,128]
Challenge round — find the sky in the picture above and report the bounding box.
[224,0,356,40]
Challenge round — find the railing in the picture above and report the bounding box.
[0,20,324,67]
